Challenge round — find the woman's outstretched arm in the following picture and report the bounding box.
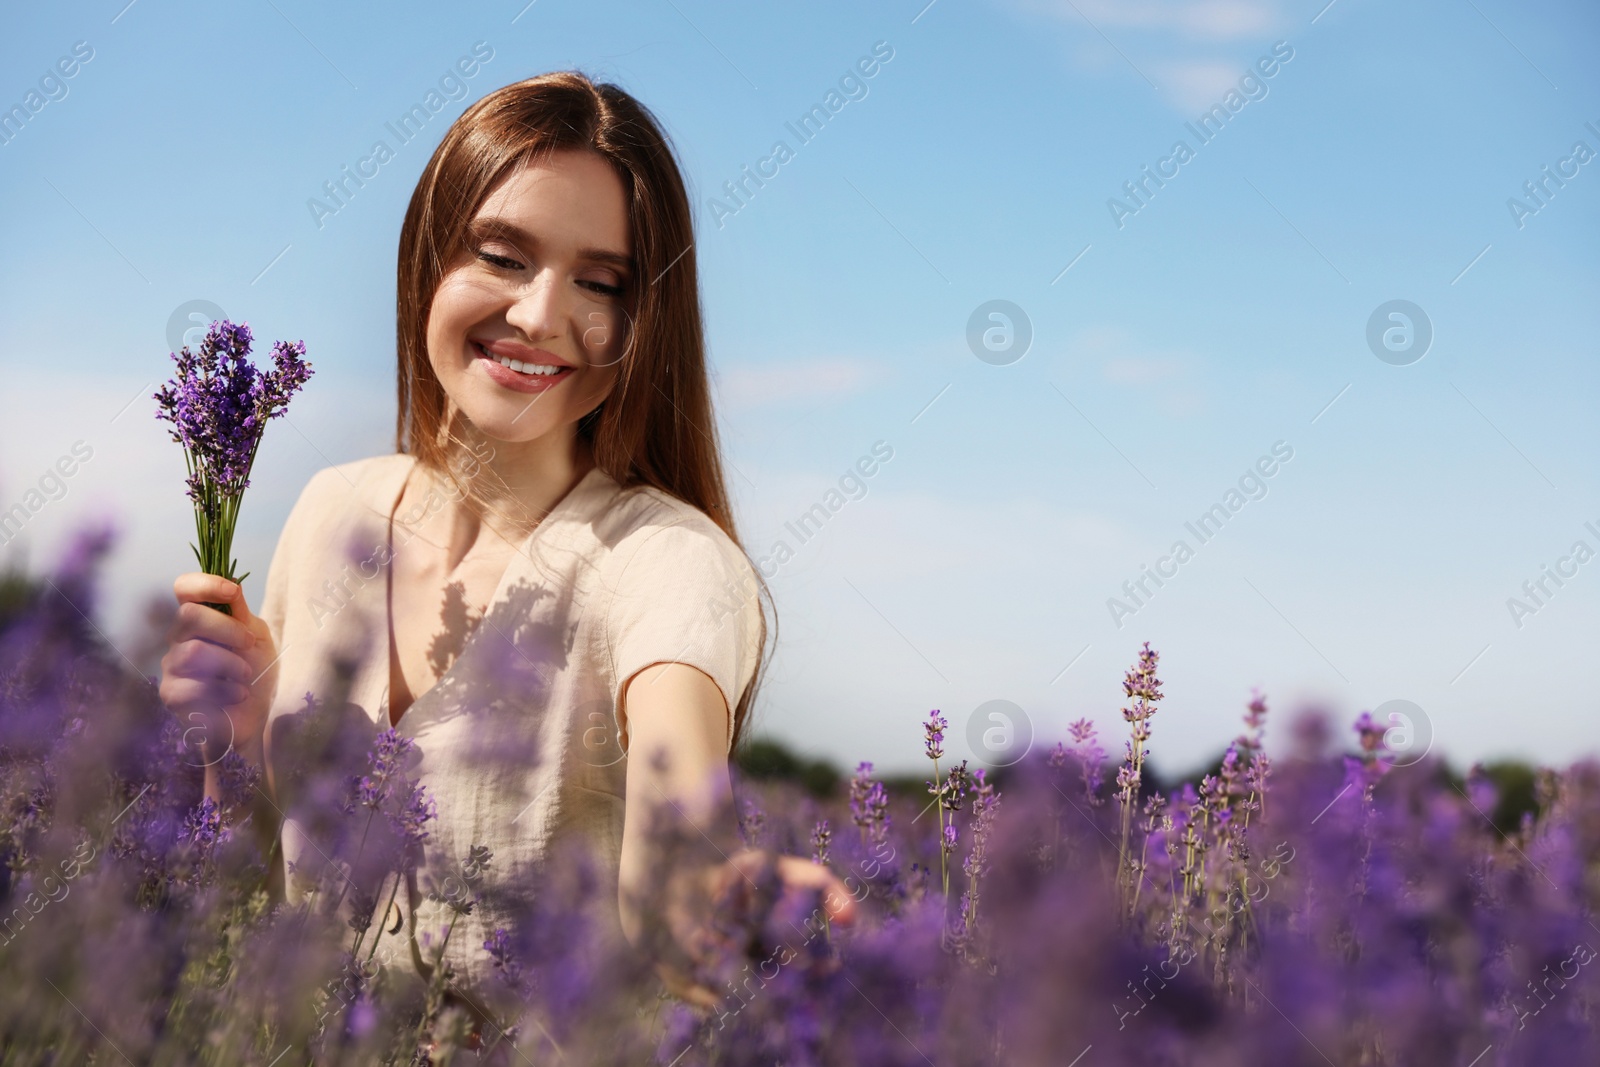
[615,662,855,1004]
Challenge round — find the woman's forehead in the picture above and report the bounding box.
[474,152,631,255]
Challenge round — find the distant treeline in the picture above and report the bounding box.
[734,735,1541,836]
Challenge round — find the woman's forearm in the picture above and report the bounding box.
[615,662,735,948]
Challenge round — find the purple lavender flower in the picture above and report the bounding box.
[350,727,414,812]
[484,927,526,992]
[1068,717,1106,806]
[153,318,312,590]
[739,796,766,848]
[810,819,832,866]
[1244,750,1271,821]
[1219,742,1244,800]
[849,762,891,847]
[182,795,230,850]
[1345,711,1392,793]
[1240,689,1269,751]
[216,746,262,815]
[1353,710,1384,756]
[940,822,959,861]
[924,709,947,762]
[943,760,974,814]
[1116,643,1163,917]
[954,769,1000,959]
[389,779,437,856]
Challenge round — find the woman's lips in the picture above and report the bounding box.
[474,342,574,394]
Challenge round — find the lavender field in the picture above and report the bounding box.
[2,529,1595,1067]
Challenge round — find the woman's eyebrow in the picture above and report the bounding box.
[467,216,634,273]
[467,214,528,244]
[580,247,634,273]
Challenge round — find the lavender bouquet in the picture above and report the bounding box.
[153,318,311,612]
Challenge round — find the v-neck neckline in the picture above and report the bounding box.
[381,454,603,729]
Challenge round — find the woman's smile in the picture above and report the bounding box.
[471,336,576,393]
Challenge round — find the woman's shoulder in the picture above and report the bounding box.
[260,454,413,646]
[593,480,764,709]
[594,479,752,576]
[297,452,414,505]
[278,453,415,545]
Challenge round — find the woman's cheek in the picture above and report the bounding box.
[582,309,627,367]
[426,271,493,365]
[584,367,622,412]
[424,310,461,378]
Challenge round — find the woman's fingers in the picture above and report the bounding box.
[161,674,252,711]
[160,638,253,711]
[714,851,859,924]
[172,573,261,629]
[174,572,241,606]
[162,573,276,762]
[648,851,862,1014]
[774,855,858,925]
[166,637,253,685]
[169,599,255,652]
[652,960,720,1011]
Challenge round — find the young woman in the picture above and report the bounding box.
[158,71,851,1019]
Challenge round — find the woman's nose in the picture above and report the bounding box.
[504,269,566,341]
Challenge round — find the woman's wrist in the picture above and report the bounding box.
[229,730,265,767]
[195,739,262,778]
[197,711,264,764]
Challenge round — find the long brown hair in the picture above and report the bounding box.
[394,70,769,750]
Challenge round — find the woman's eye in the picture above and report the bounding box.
[581,279,626,298]
[476,250,522,270]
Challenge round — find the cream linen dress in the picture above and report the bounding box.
[257,452,762,993]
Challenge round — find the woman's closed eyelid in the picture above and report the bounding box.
[475,247,523,270]
[474,249,624,294]
[584,278,626,297]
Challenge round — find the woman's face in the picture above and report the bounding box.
[426,148,633,449]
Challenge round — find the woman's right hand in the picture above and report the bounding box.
[159,573,279,766]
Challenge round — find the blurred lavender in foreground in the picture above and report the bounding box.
[1,532,1598,1064]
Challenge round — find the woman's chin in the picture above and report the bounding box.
[448,399,573,446]
[465,416,558,446]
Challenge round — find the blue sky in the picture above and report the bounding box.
[1,0,1596,777]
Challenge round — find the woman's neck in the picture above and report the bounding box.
[427,428,594,564]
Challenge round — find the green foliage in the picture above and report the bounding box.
[1480,760,1540,837]
[734,738,839,798]
[0,565,38,634]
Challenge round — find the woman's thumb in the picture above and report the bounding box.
[225,580,259,627]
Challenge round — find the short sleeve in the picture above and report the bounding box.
[605,522,763,754]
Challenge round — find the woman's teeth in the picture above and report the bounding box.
[495,355,564,377]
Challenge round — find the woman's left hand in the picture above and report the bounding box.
[614,664,860,1006]
[654,847,859,1009]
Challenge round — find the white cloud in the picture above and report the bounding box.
[1151,58,1251,113]
[1103,355,1188,385]
[999,0,1290,114]
[1069,325,1197,383]
[1009,0,1285,42]
[1067,325,1208,413]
